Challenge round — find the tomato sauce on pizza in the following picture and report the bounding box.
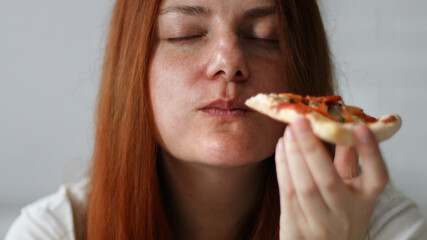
[245,93,402,145]
[274,93,378,124]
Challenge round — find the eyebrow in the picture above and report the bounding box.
[244,6,275,18]
[158,5,275,18]
[159,5,211,16]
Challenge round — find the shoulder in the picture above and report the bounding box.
[368,184,427,240]
[5,178,89,240]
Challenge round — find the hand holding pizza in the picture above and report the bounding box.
[275,117,388,240]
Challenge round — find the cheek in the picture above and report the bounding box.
[148,49,202,152]
[150,45,204,99]
[149,45,198,107]
[149,53,182,144]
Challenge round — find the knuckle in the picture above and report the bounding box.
[282,185,296,198]
[286,140,299,153]
[299,183,317,197]
[372,173,389,193]
[322,177,339,192]
[301,137,319,154]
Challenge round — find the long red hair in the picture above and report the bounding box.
[86,0,334,239]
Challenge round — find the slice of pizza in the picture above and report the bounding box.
[245,93,402,145]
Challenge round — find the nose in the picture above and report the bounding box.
[206,32,249,82]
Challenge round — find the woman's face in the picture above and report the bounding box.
[150,0,288,167]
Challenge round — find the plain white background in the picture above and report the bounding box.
[1,0,427,237]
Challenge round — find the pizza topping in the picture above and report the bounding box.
[271,93,377,124]
[346,106,377,123]
[381,115,397,123]
[245,92,402,145]
[327,104,347,123]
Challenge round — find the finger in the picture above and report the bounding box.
[275,136,304,235]
[353,125,389,197]
[276,137,296,208]
[334,145,359,179]
[284,126,330,223]
[291,117,348,211]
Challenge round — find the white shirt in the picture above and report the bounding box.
[6,180,427,240]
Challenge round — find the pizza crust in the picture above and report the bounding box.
[245,93,402,145]
[306,112,402,145]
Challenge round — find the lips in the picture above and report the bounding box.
[200,99,252,119]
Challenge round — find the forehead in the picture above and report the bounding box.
[159,0,276,17]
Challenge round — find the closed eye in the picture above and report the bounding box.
[245,37,279,44]
[167,35,204,43]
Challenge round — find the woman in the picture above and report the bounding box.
[6,0,427,239]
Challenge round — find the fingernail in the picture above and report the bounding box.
[354,125,372,144]
[276,137,283,151]
[293,117,310,135]
[285,128,295,140]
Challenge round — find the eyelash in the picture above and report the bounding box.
[167,35,203,43]
[166,35,279,45]
[246,37,279,44]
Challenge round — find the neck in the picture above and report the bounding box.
[159,152,271,240]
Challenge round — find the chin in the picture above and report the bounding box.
[199,155,256,168]
[195,137,273,168]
